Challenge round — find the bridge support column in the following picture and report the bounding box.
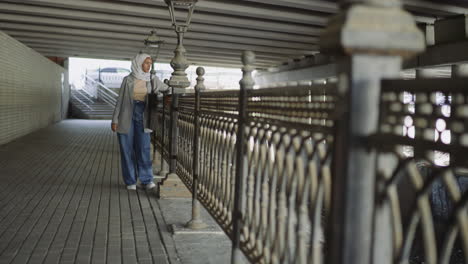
[320,1,425,264]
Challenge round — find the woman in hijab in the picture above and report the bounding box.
[111,53,169,190]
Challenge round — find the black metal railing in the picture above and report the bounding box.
[149,51,468,264]
[238,84,339,263]
[150,58,341,263]
[370,78,468,264]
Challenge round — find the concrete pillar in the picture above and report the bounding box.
[63,58,70,120]
[320,0,425,264]
[451,64,468,78]
[418,23,435,47]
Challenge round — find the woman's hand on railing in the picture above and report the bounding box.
[111,123,118,132]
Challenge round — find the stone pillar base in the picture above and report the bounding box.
[151,148,169,180]
[158,173,192,198]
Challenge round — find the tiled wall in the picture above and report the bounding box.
[0,31,68,145]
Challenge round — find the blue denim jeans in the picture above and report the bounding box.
[117,100,153,185]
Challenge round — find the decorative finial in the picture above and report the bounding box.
[240,51,255,91]
[242,51,255,66]
[195,67,205,91]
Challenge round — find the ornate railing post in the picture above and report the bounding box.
[157,3,194,198]
[320,0,425,263]
[149,92,157,162]
[169,89,179,176]
[157,91,169,177]
[231,51,255,263]
[157,88,186,198]
[185,67,207,229]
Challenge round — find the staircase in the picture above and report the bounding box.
[70,87,115,120]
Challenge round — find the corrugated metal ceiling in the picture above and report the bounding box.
[0,0,467,68]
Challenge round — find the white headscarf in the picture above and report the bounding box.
[131,53,151,81]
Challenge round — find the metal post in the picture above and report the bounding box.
[320,1,425,264]
[168,26,191,88]
[169,88,179,174]
[149,66,156,163]
[156,91,169,198]
[231,51,255,263]
[185,67,207,229]
[157,6,193,198]
[160,91,168,175]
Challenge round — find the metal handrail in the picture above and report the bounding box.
[82,77,97,98]
[83,75,118,107]
[71,93,93,111]
[81,84,96,99]
[74,89,95,105]
[84,75,118,97]
[97,89,117,106]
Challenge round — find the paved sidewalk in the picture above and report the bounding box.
[0,120,168,264]
[0,120,246,264]
[156,198,237,264]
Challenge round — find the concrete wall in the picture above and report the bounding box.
[0,31,68,145]
[62,59,70,120]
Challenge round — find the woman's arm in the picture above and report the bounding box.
[151,75,169,93]
[111,76,128,131]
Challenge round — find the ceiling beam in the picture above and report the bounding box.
[18,39,277,65]
[237,0,337,13]
[113,0,328,26]
[39,50,246,69]
[33,47,259,68]
[0,13,316,50]
[402,0,468,17]
[0,2,319,42]
[3,30,291,61]
[0,25,313,61]
[4,0,319,35]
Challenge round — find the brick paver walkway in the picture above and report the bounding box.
[0,120,169,264]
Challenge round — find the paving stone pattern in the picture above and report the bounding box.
[157,199,237,264]
[0,120,169,264]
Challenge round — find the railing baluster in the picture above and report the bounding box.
[158,91,169,177]
[169,91,179,174]
[232,50,255,263]
[186,67,207,229]
[156,90,174,198]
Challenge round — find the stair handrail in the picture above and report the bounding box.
[74,89,95,105]
[98,89,117,106]
[82,75,98,98]
[84,75,118,97]
[84,75,118,106]
[71,93,93,111]
[79,87,96,100]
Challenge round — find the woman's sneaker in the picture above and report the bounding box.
[127,184,137,190]
[146,182,156,190]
